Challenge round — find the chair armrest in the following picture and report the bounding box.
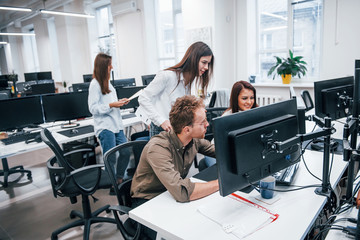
[63,148,93,157]
[69,164,104,176]
[109,205,132,215]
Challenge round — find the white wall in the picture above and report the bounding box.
[321,0,360,79]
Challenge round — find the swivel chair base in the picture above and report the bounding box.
[51,195,117,240]
[0,158,32,187]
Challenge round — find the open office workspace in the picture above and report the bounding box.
[1,0,360,240]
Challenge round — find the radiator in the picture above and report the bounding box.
[257,94,282,107]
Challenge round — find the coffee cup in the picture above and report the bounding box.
[259,176,276,199]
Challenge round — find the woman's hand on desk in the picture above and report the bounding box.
[109,98,130,108]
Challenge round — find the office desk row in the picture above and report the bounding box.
[0,115,143,159]
[129,116,352,240]
[130,150,347,240]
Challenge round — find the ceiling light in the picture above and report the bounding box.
[0,42,8,44]
[0,33,35,36]
[0,6,32,12]
[40,9,94,18]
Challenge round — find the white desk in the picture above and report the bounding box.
[129,150,348,240]
[0,116,142,159]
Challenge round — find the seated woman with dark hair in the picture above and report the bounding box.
[222,80,258,116]
[203,80,258,168]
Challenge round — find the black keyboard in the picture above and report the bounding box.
[273,162,300,185]
[57,125,94,137]
[1,131,41,145]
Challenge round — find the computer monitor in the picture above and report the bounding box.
[72,82,90,92]
[24,72,39,82]
[213,99,301,196]
[141,74,156,86]
[0,79,8,88]
[314,76,354,120]
[83,74,93,83]
[115,86,145,110]
[112,78,136,87]
[0,96,44,131]
[28,82,56,95]
[42,92,92,123]
[0,74,18,83]
[37,71,52,80]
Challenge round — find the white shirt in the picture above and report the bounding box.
[138,70,190,126]
[88,79,124,137]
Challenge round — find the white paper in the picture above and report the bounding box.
[128,89,144,101]
[197,195,274,239]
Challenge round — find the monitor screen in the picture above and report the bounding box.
[24,72,38,82]
[213,99,301,196]
[37,71,52,80]
[314,77,354,120]
[0,96,44,131]
[42,92,91,122]
[72,82,90,92]
[83,74,93,83]
[115,86,145,110]
[0,79,8,88]
[141,74,156,86]
[28,82,56,95]
[112,78,136,87]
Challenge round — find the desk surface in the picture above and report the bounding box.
[130,150,348,240]
[0,115,142,159]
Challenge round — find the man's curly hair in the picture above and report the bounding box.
[169,95,205,134]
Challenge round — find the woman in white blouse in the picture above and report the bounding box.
[138,41,215,137]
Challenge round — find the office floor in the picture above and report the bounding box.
[0,147,201,240]
[0,148,123,240]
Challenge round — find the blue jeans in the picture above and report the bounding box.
[99,129,129,179]
[150,122,164,137]
[204,156,216,167]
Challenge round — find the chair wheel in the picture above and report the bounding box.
[106,208,111,213]
[27,173,32,179]
[70,212,76,219]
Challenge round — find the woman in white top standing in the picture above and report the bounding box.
[88,53,130,190]
[138,41,214,137]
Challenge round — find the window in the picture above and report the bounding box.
[95,5,118,74]
[257,0,322,81]
[155,0,185,70]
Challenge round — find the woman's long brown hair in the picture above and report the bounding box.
[166,41,214,97]
[93,53,112,94]
[228,81,258,113]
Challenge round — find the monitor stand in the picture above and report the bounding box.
[61,121,79,129]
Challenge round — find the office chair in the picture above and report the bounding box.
[104,140,149,240]
[208,89,230,108]
[194,107,227,170]
[0,157,32,187]
[40,128,116,240]
[301,90,314,112]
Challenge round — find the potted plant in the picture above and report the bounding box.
[267,50,307,84]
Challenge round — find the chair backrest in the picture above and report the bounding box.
[205,107,228,141]
[208,89,230,108]
[103,140,148,206]
[40,128,73,172]
[301,90,314,112]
